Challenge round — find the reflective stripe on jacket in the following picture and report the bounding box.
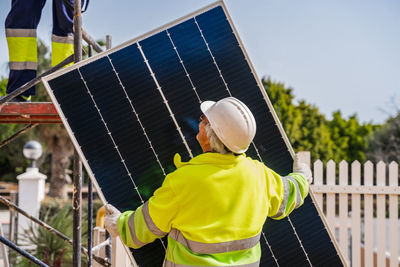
[118,153,309,266]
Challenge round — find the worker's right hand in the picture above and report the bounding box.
[293,154,313,184]
[104,204,121,237]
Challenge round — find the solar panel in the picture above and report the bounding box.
[42,1,345,266]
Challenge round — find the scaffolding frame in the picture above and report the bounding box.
[0,2,110,266]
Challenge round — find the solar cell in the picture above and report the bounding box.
[42,1,345,266]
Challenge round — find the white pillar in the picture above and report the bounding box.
[17,167,47,238]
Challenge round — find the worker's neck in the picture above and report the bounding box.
[199,142,212,153]
[201,146,212,153]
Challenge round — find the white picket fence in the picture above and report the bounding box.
[311,160,399,267]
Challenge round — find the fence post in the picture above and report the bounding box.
[112,237,133,267]
[376,161,386,266]
[309,159,400,267]
[326,160,336,232]
[388,162,399,267]
[339,160,349,263]
[364,161,373,267]
[93,227,106,267]
[313,160,323,209]
[351,160,361,267]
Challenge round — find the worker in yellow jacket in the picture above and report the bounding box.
[104,97,312,266]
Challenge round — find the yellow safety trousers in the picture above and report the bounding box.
[6,28,74,70]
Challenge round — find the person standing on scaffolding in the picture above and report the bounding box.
[4,0,76,102]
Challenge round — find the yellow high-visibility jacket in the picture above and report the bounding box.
[118,152,309,266]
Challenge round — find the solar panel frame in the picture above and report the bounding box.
[42,1,346,266]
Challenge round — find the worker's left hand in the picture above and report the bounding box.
[104,204,121,237]
[293,154,313,184]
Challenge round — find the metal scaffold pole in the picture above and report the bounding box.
[0,124,38,148]
[73,151,83,267]
[104,35,112,263]
[0,235,49,267]
[87,44,94,267]
[88,174,93,267]
[73,0,83,266]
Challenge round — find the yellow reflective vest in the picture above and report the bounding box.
[118,152,309,266]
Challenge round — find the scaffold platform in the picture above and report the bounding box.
[0,102,61,124]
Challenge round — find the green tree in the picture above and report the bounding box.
[0,77,7,95]
[263,77,375,163]
[263,78,334,161]
[262,78,302,143]
[328,111,375,162]
[367,113,399,163]
[294,101,336,161]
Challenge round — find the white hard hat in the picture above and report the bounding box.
[200,97,256,153]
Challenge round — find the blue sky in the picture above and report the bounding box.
[0,0,399,124]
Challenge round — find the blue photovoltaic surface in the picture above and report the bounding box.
[45,3,343,267]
